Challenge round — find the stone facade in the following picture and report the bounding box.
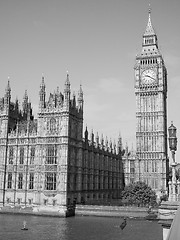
[134,9,169,196]
[0,74,124,212]
[122,144,136,186]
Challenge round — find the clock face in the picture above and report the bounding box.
[141,69,156,84]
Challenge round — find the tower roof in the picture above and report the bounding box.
[144,7,155,36]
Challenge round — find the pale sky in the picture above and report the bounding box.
[0,0,180,162]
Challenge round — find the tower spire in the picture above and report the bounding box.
[144,5,155,36]
[141,6,159,49]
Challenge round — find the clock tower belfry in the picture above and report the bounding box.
[134,8,168,195]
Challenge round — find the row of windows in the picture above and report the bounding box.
[7,173,34,189]
[9,147,35,165]
[8,145,57,165]
[7,172,56,190]
[144,38,154,45]
[138,152,161,159]
[140,58,157,65]
[67,174,120,192]
[144,160,158,173]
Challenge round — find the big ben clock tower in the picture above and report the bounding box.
[134,8,168,196]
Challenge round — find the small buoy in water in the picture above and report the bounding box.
[21,220,28,230]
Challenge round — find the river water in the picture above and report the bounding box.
[0,214,162,240]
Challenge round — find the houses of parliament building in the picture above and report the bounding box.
[0,74,123,215]
[0,8,169,214]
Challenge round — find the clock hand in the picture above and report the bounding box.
[145,75,155,80]
[148,76,155,80]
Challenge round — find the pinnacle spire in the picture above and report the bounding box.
[40,73,45,89]
[118,132,122,152]
[66,70,70,83]
[78,84,83,100]
[144,5,155,36]
[64,71,70,89]
[6,78,11,93]
[79,84,83,95]
[24,89,28,100]
[64,71,71,102]
[42,73,45,83]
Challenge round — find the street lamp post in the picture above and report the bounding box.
[168,122,178,201]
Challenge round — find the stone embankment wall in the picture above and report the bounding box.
[75,205,154,218]
[0,204,158,219]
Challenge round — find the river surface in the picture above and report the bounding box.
[0,214,162,240]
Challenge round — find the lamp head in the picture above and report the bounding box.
[168,122,177,151]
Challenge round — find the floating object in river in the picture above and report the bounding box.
[21,220,28,231]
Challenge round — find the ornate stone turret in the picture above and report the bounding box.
[21,90,33,121]
[4,79,11,110]
[100,134,104,149]
[84,126,88,141]
[90,129,94,145]
[72,92,76,108]
[113,140,116,154]
[39,75,46,109]
[0,80,11,137]
[96,132,99,147]
[64,72,71,104]
[105,136,109,150]
[78,84,83,110]
[117,133,122,154]
[22,90,28,114]
[109,139,113,152]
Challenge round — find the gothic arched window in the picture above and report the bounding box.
[30,147,35,164]
[45,172,56,190]
[9,147,14,164]
[7,172,12,189]
[19,147,24,164]
[46,145,57,164]
[49,118,56,132]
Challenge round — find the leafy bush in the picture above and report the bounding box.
[160,194,168,202]
[121,181,157,207]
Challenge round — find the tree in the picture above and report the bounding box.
[121,181,157,207]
